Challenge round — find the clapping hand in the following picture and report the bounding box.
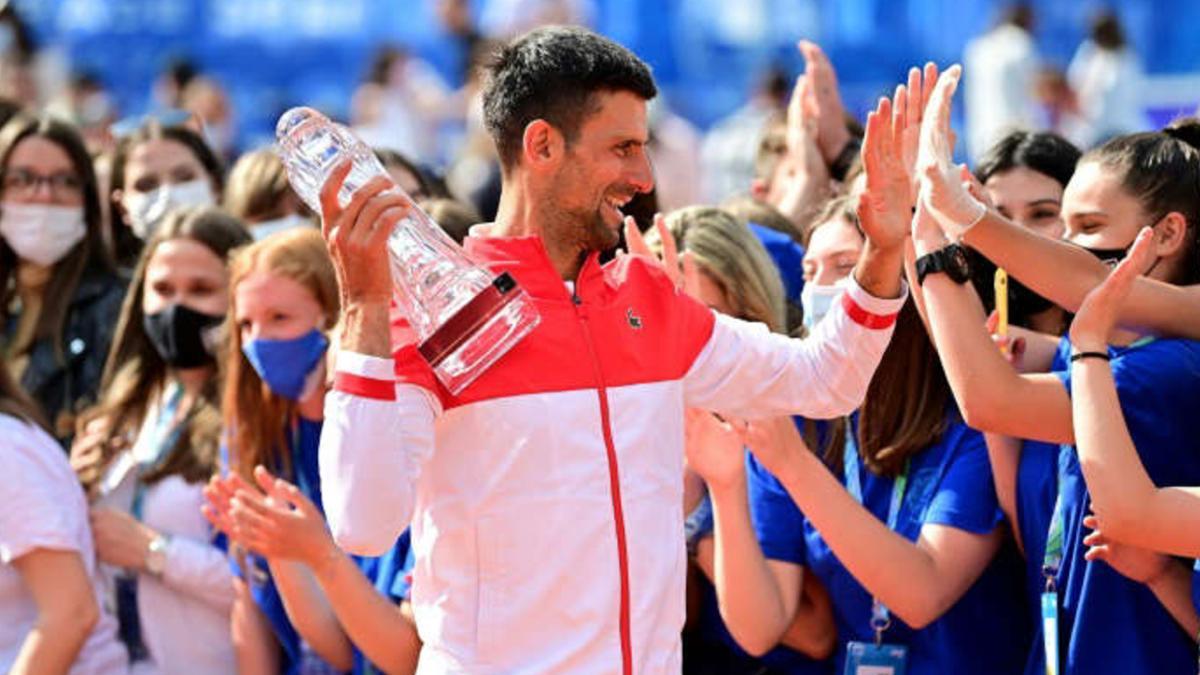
[798,41,852,166]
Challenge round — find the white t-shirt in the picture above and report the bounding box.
[0,414,127,674]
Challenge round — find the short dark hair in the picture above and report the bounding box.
[975,130,1081,188]
[481,26,657,169]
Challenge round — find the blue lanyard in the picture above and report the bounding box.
[130,383,186,520]
[843,419,910,645]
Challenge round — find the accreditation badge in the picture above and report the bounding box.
[844,641,908,675]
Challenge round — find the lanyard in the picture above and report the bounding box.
[843,419,911,645]
[130,383,186,520]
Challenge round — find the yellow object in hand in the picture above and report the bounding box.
[995,268,1009,355]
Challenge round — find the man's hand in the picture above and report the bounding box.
[319,161,406,357]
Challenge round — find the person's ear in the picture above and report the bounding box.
[1152,211,1188,258]
[522,119,564,172]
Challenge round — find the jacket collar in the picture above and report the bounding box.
[463,224,602,302]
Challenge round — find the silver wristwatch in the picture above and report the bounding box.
[145,534,171,578]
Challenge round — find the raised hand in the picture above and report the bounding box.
[858,96,912,252]
[892,62,939,204]
[774,73,832,225]
[915,65,986,241]
[798,41,852,165]
[624,213,703,297]
[1068,227,1155,352]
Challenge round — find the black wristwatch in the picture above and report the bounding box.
[915,243,972,286]
[829,137,862,182]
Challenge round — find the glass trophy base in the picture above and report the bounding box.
[418,272,541,394]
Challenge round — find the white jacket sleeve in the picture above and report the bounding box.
[161,536,236,612]
[684,276,907,420]
[319,351,438,556]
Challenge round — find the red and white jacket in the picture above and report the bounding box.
[320,231,905,674]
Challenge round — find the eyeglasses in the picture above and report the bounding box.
[2,168,84,200]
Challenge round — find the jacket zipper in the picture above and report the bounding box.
[572,288,633,675]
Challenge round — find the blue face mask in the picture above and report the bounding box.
[242,329,329,401]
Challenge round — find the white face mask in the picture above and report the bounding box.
[801,277,850,330]
[250,213,314,241]
[0,202,86,267]
[124,178,214,240]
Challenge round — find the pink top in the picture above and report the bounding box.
[0,414,127,674]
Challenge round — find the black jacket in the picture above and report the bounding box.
[10,271,127,445]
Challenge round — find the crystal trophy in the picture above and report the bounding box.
[275,107,540,394]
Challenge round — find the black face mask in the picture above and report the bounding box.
[142,303,224,368]
[968,248,1058,322]
[1082,245,1129,267]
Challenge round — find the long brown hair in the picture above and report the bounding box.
[0,113,113,360]
[76,207,250,493]
[653,206,787,333]
[0,351,46,430]
[816,300,951,478]
[223,228,338,483]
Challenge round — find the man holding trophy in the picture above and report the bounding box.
[315,26,907,674]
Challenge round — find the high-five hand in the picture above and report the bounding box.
[916,65,986,242]
[858,96,912,252]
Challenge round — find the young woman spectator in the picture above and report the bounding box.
[960,131,1080,590]
[635,207,837,674]
[970,130,1081,336]
[109,120,223,267]
[203,228,419,674]
[223,148,314,241]
[0,113,126,442]
[70,207,251,673]
[0,354,126,674]
[914,66,1200,674]
[687,94,1028,675]
[1065,228,1200,618]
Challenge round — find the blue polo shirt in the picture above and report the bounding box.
[1020,337,1200,674]
[748,414,1029,674]
[692,447,834,674]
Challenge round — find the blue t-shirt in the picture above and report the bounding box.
[749,222,805,305]
[1021,337,1200,674]
[236,416,332,674]
[749,415,1029,675]
[1014,340,1071,628]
